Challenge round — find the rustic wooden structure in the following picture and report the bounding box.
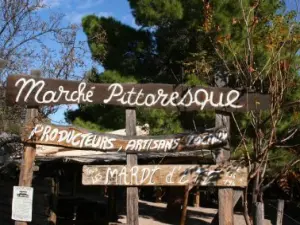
[4,73,271,225]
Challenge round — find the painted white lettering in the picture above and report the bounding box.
[130,166,139,185]
[140,168,151,184]
[149,166,160,185]
[179,168,189,184]
[118,167,128,185]
[125,140,136,151]
[104,83,123,104]
[166,167,176,184]
[225,90,242,108]
[105,168,119,184]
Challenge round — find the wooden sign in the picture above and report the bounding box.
[6,75,270,111]
[82,164,248,187]
[24,123,228,152]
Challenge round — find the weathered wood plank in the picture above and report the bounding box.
[23,123,228,152]
[82,164,248,187]
[211,189,243,224]
[15,71,40,225]
[126,108,139,225]
[6,75,270,111]
[218,188,234,225]
[276,199,284,225]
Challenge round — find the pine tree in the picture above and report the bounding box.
[66,2,300,223]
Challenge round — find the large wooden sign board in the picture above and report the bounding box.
[82,164,248,187]
[6,75,270,111]
[23,123,228,152]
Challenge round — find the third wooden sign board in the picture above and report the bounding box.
[82,164,248,187]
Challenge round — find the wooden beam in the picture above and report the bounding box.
[276,200,284,225]
[215,71,234,225]
[126,108,139,225]
[82,164,248,187]
[218,188,234,225]
[22,123,228,152]
[6,75,270,111]
[15,70,40,225]
[193,187,200,207]
[211,189,243,224]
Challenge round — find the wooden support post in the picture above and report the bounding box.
[215,71,231,163]
[211,190,242,224]
[276,200,284,225]
[215,72,233,225]
[180,185,190,225]
[15,70,40,225]
[126,108,139,225]
[219,188,234,225]
[254,202,264,225]
[215,111,231,163]
[193,187,200,208]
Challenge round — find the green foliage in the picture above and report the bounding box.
[128,0,184,26]
[67,1,300,192]
[82,15,155,81]
[137,109,182,135]
[73,117,112,133]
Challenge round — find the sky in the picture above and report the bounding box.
[41,0,299,125]
[40,0,139,125]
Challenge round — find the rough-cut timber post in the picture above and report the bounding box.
[193,160,200,208]
[219,188,234,225]
[126,108,139,225]
[276,200,284,225]
[215,72,233,225]
[211,190,243,225]
[15,70,40,225]
[193,188,200,207]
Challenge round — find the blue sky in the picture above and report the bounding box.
[41,0,139,125]
[42,0,299,125]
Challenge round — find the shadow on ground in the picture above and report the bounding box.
[117,200,215,225]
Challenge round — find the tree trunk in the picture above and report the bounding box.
[180,185,190,225]
[254,202,264,225]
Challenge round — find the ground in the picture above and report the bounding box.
[116,200,299,225]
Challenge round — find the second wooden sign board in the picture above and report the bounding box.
[6,75,270,112]
[82,164,248,187]
[24,123,228,152]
